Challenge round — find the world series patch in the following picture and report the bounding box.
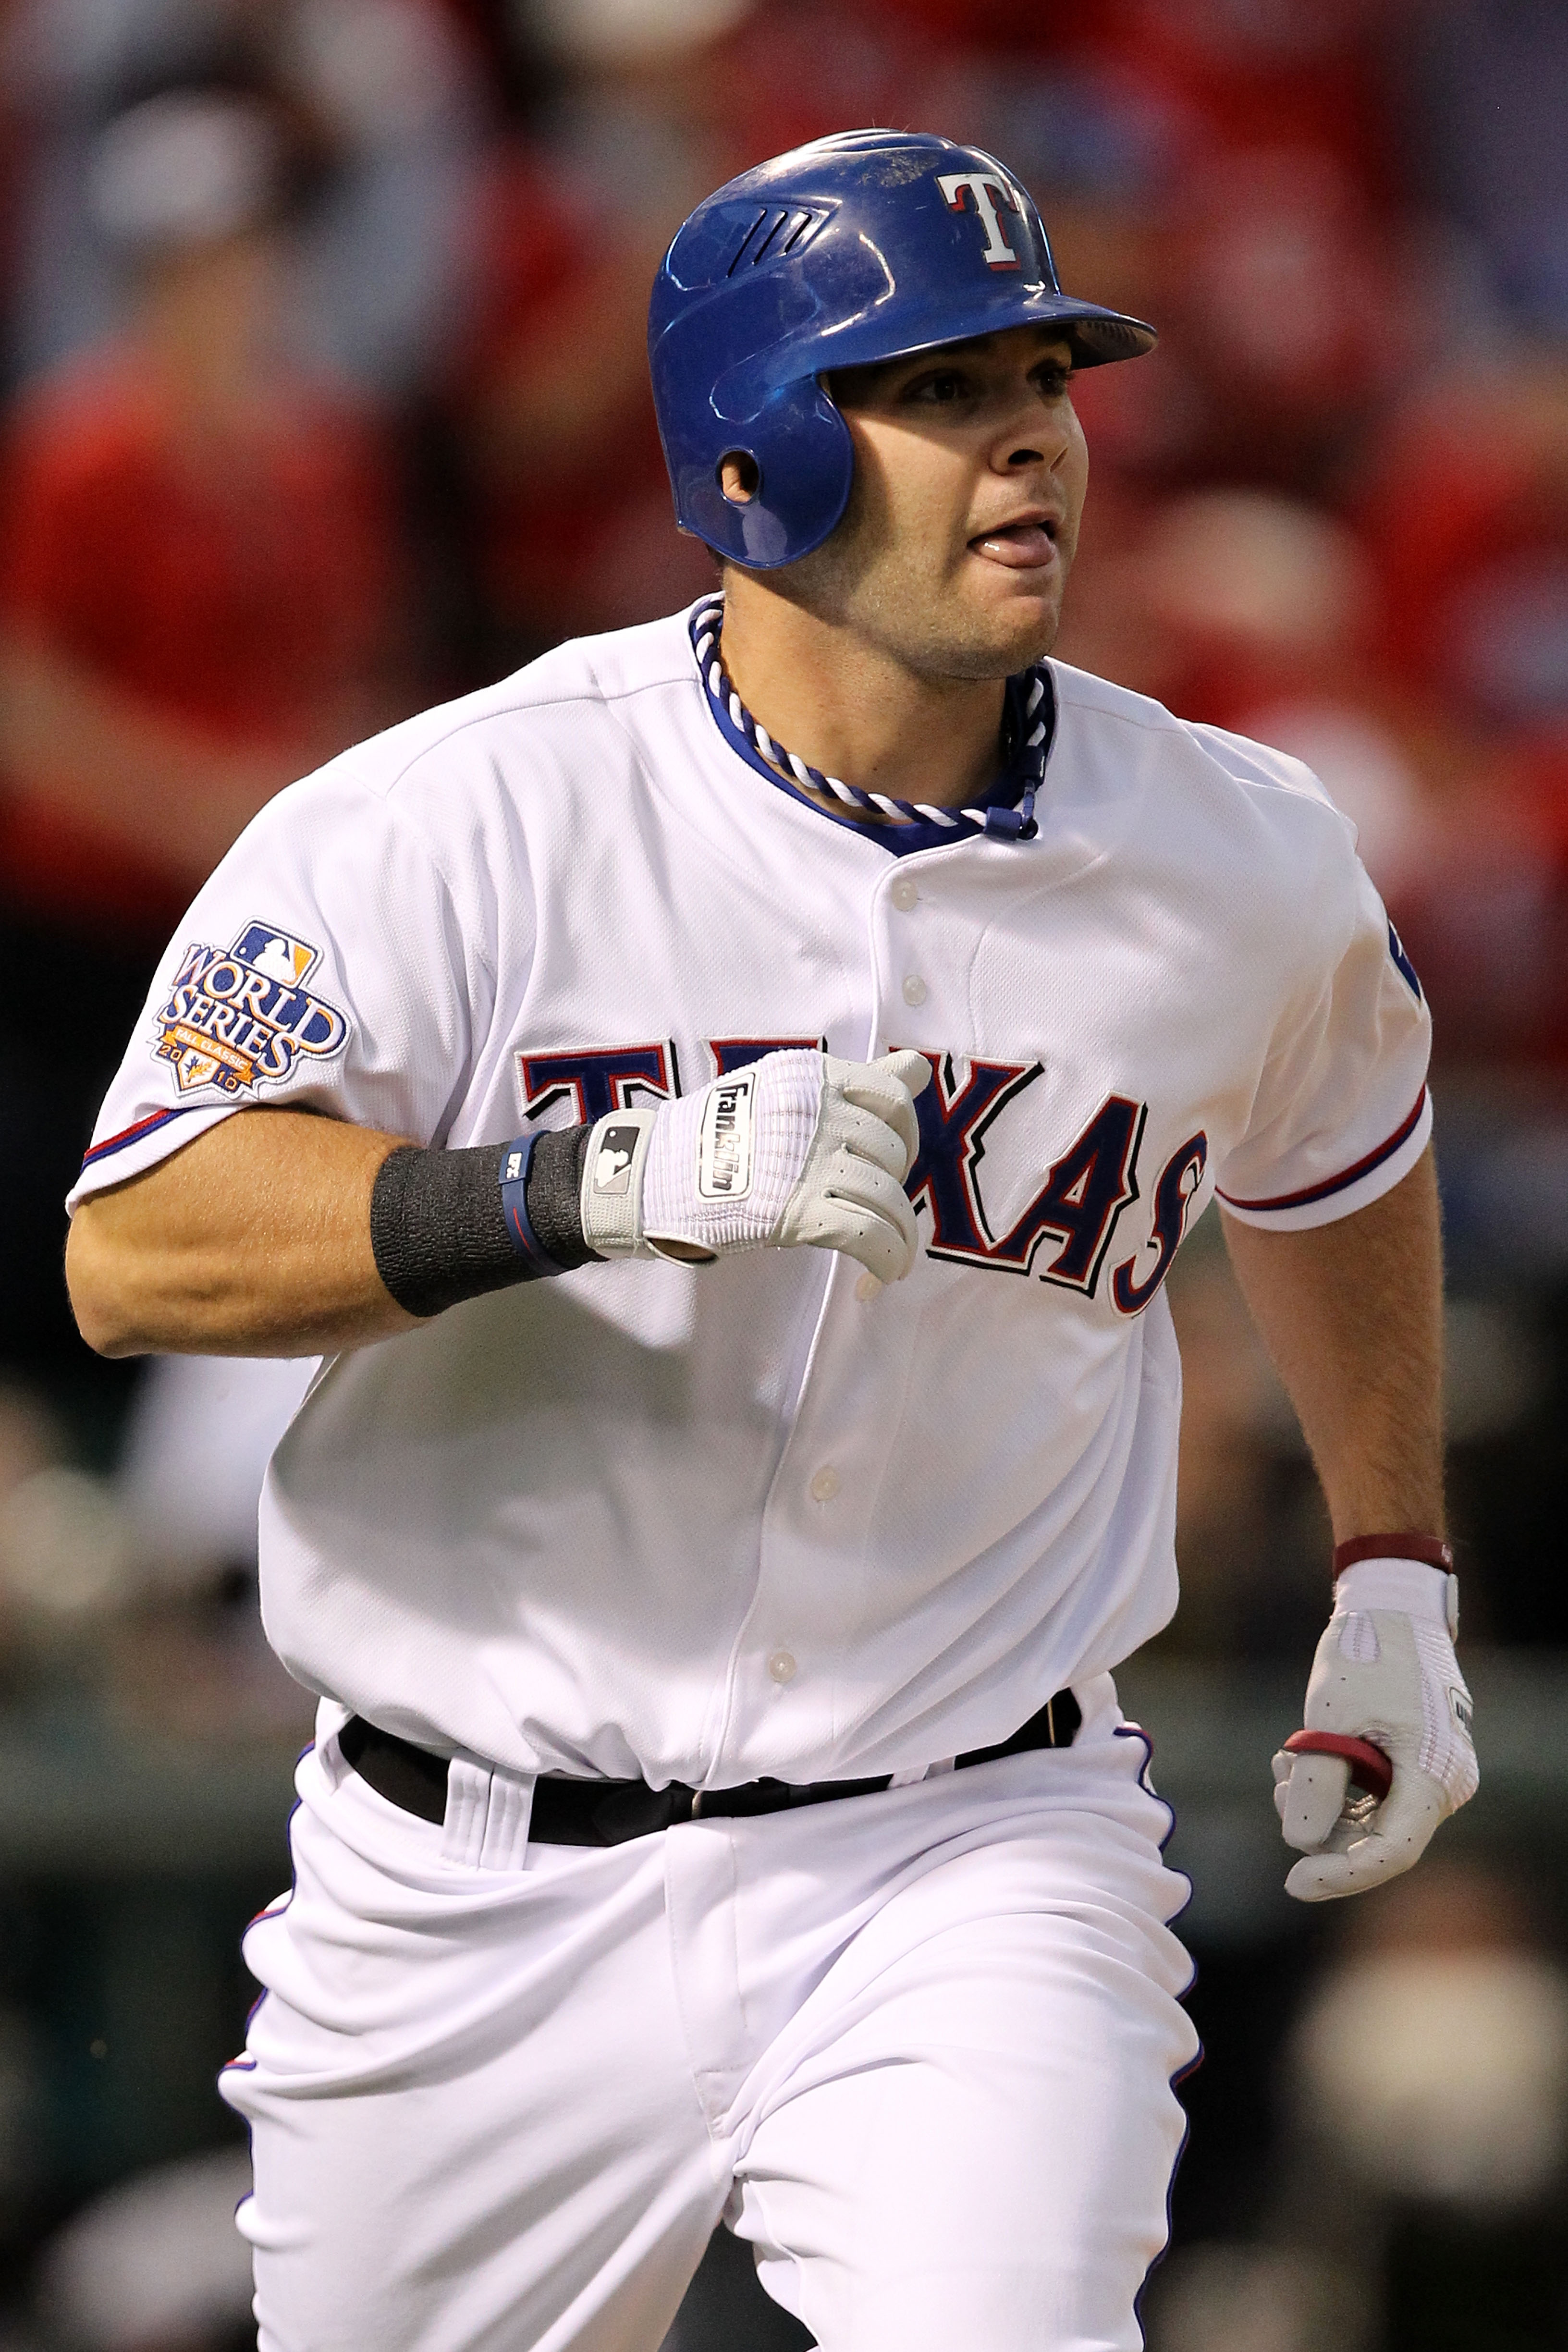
[152,921,350,1097]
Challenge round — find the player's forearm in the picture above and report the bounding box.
[67,1109,417,1359]
[68,1050,928,1360]
[1220,1148,1445,1541]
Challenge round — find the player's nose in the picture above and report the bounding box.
[987,383,1077,476]
[987,424,1067,478]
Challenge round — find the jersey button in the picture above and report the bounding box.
[854,1271,882,1303]
[768,1650,798,1685]
[809,1467,841,1502]
[890,875,919,912]
[902,975,927,1006]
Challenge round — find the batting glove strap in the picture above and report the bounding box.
[579,1109,660,1258]
[1274,1588,1477,1904]
[1333,1554,1459,1637]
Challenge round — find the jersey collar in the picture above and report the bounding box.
[688,605,1056,859]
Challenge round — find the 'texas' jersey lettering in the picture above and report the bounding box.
[517,1041,1206,1314]
[516,1038,827,1120]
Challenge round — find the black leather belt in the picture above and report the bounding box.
[339,1690,1082,1848]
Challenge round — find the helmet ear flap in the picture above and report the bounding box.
[673,379,854,568]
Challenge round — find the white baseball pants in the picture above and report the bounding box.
[221,1681,1197,2352]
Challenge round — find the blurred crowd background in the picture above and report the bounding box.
[0,0,1565,2345]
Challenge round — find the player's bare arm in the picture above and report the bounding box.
[66,1109,416,1358]
[1221,1145,1444,1541]
[1223,1145,1473,1900]
[68,1046,931,1357]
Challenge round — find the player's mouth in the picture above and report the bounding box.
[966,510,1061,572]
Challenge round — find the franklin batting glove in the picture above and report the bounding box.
[1274,1555,1477,1902]
[580,1048,929,1285]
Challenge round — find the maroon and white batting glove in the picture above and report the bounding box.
[580,1048,929,1286]
[1274,1547,1477,1902]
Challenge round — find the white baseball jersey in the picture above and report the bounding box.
[73,602,1431,1788]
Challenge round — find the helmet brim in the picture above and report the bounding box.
[809,291,1156,387]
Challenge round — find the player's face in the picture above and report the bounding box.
[802,326,1089,680]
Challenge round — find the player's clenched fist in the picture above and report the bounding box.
[1274,1555,1477,1902]
[579,1048,930,1284]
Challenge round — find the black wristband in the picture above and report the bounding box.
[370,1128,597,1320]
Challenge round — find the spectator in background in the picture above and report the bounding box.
[1352,357,1568,1070]
[1148,1857,1568,2350]
[31,2144,255,2352]
[1282,1858,1568,2344]
[1286,1859,1568,2218]
[3,0,486,397]
[1054,483,1439,916]
[445,0,760,661]
[1404,0,1568,343]
[0,86,404,1392]
[1360,357,1568,755]
[1150,141,1422,496]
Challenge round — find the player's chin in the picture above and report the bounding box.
[952,571,1064,672]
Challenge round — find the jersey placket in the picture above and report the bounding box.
[702,858,974,1783]
[721,1255,896,1777]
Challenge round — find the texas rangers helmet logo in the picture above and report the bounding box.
[151,919,350,1096]
[937,171,1027,270]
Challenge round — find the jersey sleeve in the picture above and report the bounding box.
[67,761,498,1212]
[1213,851,1432,1232]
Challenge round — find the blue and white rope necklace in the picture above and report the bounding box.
[692,597,1045,841]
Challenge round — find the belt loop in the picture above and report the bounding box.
[441,1757,491,1867]
[442,1757,537,1870]
[479,1767,536,1870]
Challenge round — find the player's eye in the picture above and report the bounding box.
[1031,362,1075,399]
[903,369,971,406]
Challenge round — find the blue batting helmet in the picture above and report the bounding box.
[649,128,1155,571]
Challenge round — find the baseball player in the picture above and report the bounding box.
[65,130,1475,2352]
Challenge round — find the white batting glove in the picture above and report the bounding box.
[579,1048,930,1285]
[1274,1556,1477,1902]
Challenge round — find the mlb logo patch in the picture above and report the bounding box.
[231,924,319,986]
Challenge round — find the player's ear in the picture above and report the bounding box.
[719,452,760,504]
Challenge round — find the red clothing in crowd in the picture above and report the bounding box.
[0,355,397,936]
[451,150,718,648]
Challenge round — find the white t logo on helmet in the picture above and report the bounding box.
[936,171,1027,270]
